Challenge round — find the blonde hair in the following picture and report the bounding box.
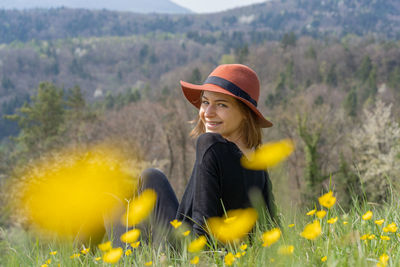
[189,97,263,149]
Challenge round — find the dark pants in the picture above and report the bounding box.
[106,168,179,248]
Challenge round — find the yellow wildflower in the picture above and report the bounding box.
[40,264,48,267]
[343,221,348,225]
[190,256,199,265]
[18,146,135,240]
[375,219,385,226]
[81,248,90,255]
[98,241,112,252]
[262,228,281,247]
[121,189,157,227]
[380,235,390,241]
[368,234,376,240]
[70,253,80,259]
[327,217,338,224]
[120,228,141,243]
[95,257,101,261]
[240,139,294,170]
[318,191,336,209]
[300,220,322,240]
[362,211,373,220]
[144,261,153,266]
[131,241,140,248]
[270,258,275,262]
[278,245,294,255]
[170,219,182,229]
[242,251,246,256]
[188,236,207,253]
[45,259,51,264]
[125,249,132,256]
[207,208,258,243]
[306,209,316,216]
[288,224,295,228]
[321,256,327,262]
[224,252,236,266]
[383,222,397,233]
[316,210,327,219]
[378,253,389,267]
[102,247,123,264]
[240,244,248,251]
[360,234,368,240]
[235,252,242,258]
[49,251,57,256]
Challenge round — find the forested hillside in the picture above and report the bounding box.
[1,0,400,223]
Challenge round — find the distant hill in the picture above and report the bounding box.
[0,0,191,14]
[0,0,399,45]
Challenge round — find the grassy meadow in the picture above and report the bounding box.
[1,186,400,267]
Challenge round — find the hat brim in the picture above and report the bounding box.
[180,80,273,128]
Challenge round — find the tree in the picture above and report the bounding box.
[349,100,400,203]
[5,82,65,157]
[357,56,372,82]
[281,32,297,49]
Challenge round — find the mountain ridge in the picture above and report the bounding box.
[0,0,191,14]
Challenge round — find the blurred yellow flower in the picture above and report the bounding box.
[288,224,295,228]
[120,228,141,244]
[224,252,236,266]
[183,230,191,236]
[316,210,327,219]
[242,251,246,256]
[98,241,112,252]
[380,235,390,241]
[207,208,258,243]
[327,217,338,224]
[45,259,51,264]
[278,245,294,255]
[375,219,385,226]
[300,220,322,240]
[122,189,157,227]
[190,256,199,265]
[49,251,57,256]
[144,261,153,266]
[40,264,48,267]
[318,191,336,209]
[240,244,248,251]
[18,146,135,240]
[70,253,80,259]
[125,249,132,256]
[383,222,397,233]
[240,139,294,170]
[377,253,389,267]
[360,234,368,240]
[103,247,123,264]
[321,256,327,262]
[235,252,242,258]
[270,258,275,262]
[131,241,140,248]
[306,209,316,216]
[261,228,281,247]
[362,211,373,220]
[95,257,101,261]
[81,248,90,255]
[170,219,182,229]
[368,234,376,240]
[343,221,348,225]
[188,236,207,253]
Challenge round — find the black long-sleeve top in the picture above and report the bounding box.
[176,132,277,236]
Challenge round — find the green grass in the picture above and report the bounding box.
[1,194,400,267]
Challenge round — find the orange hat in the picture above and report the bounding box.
[180,64,273,128]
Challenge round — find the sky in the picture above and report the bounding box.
[171,0,266,13]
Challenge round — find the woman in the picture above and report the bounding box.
[111,64,277,246]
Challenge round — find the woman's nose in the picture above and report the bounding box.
[204,104,216,117]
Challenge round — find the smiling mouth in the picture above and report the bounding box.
[206,122,222,128]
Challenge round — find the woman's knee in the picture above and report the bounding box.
[140,168,168,190]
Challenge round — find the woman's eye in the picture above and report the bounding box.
[218,103,227,107]
[201,100,209,105]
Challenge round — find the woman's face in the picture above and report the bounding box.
[199,91,245,142]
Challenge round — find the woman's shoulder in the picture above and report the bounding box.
[195,133,239,159]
